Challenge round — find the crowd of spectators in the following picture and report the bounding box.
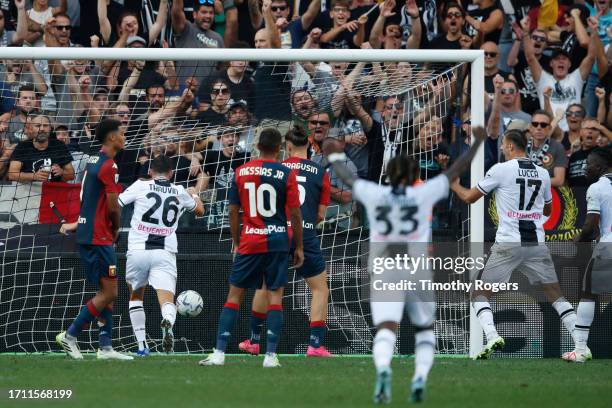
[0,0,610,234]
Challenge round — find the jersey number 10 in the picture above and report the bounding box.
[244,182,277,217]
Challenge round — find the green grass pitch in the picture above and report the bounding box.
[1,355,611,407]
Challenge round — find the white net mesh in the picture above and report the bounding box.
[0,52,472,354]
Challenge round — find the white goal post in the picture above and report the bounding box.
[0,47,485,356]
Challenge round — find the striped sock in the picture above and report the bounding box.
[552,297,577,338]
[575,300,595,351]
[129,301,147,351]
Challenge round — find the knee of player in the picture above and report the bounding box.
[540,283,562,300]
[129,288,145,301]
[377,321,398,332]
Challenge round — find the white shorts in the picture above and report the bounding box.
[480,243,558,285]
[582,243,612,295]
[370,299,436,328]
[126,249,177,293]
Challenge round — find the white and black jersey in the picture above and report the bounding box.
[353,175,449,243]
[118,178,197,252]
[477,158,552,243]
[586,173,612,243]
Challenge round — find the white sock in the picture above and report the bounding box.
[574,299,595,351]
[373,328,396,373]
[413,329,435,381]
[551,297,577,339]
[473,296,498,342]
[161,302,177,326]
[129,300,147,351]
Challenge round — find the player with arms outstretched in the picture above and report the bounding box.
[323,126,486,403]
[564,148,611,363]
[118,155,204,356]
[239,127,332,357]
[57,119,132,360]
[452,130,579,360]
[199,128,304,368]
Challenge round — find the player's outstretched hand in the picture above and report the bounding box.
[293,247,304,269]
[59,222,78,235]
[321,137,344,156]
[472,126,486,142]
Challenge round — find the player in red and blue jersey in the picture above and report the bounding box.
[199,128,304,368]
[56,119,132,360]
[239,127,334,357]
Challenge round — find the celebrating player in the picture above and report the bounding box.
[323,126,486,403]
[118,155,204,356]
[56,119,133,360]
[239,127,332,357]
[199,128,304,368]
[451,130,578,360]
[563,148,611,363]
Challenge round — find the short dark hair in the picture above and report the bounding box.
[386,154,419,187]
[146,83,165,95]
[150,154,174,174]
[18,84,36,97]
[258,128,282,154]
[589,148,612,169]
[285,126,309,147]
[503,78,519,89]
[532,110,552,122]
[443,2,465,18]
[96,119,121,144]
[504,129,527,152]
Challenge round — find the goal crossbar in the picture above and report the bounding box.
[4,47,485,63]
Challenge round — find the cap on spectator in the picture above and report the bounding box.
[126,36,147,47]
[506,120,529,132]
[229,100,248,110]
[551,49,571,59]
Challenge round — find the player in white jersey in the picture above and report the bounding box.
[118,155,204,355]
[452,130,578,360]
[323,126,486,404]
[563,148,612,363]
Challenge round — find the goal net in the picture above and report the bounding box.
[0,47,485,355]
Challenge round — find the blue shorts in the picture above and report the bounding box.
[79,244,118,284]
[230,252,289,290]
[293,239,326,279]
